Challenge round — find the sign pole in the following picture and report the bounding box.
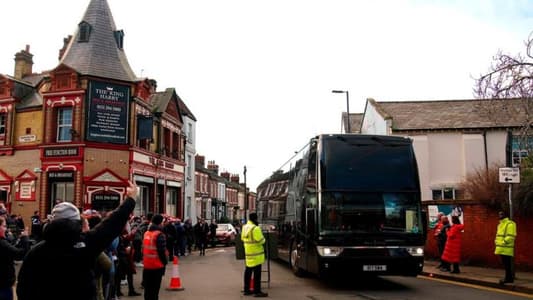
[499,167,519,219]
[508,183,513,220]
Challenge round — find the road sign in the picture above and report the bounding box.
[499,167,520,183]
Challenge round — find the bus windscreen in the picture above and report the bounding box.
[321,136,419,191]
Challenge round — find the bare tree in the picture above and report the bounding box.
[474,32,533,216]
[475,32,533,145]
[460,163,508,210]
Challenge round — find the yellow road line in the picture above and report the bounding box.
[420,276,533,298]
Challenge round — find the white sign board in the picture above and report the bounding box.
[499,167,520,183]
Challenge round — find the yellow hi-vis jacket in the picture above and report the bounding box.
[494,217,517,257]
[241,221,266,267]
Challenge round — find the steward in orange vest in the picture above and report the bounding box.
[142,214,168,300]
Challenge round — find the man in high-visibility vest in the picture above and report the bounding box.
[241,212,268,297]
[494,210,517,285]
[143,214,168,299]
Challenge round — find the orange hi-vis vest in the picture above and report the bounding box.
[143,230,164,269]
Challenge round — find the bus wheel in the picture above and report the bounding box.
[290,243,304,277]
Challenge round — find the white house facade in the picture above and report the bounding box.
[359,98,522,201]
[179,99,197,220]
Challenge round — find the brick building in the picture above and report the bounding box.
[0,0,196,224]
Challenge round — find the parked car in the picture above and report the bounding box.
[215,223,237,246]
[259,224,276,232]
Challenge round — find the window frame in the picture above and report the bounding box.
[51,182,75,211]
[512,135,533,167]
[431,187,460,200]
[0,113,6,136]
[78,22,92,42]
[56,107,73,142]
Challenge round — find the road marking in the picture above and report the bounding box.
[420,276,533,298]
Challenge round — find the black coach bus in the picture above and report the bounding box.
[256,134,426,277]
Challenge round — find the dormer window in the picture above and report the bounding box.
[114,30,124,49]
[78,21,92,42]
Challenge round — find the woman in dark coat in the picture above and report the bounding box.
[0,216,30,300]
[436,216,450,269]
[115,227,141,297]
[441,215,464,273]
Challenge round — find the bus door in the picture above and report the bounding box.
[305,207,318,273]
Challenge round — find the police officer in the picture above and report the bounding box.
[241,212,268,297]
[495,210,517,284]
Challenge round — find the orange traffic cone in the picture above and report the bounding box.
[167,256,185,291]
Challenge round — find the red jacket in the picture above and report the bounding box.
[441,223,464,263]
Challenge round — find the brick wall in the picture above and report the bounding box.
[14,110,42,146]
[2,149,41,228]
[424,202,533,270]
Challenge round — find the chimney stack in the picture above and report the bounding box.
[148,79,157,93]
[195,155,205,168]
[230,174,240,183]
[58,36,72,61]
[207,160,219,175]
[221,171,230,180]
[14,45,34,79]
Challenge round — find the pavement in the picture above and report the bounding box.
[421,259,533,295]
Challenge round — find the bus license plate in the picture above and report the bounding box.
[363,265,387,271]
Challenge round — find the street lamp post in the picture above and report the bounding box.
[332,90,350,133]
[243,165,247,221]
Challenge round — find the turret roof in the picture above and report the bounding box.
[59,0,137,82]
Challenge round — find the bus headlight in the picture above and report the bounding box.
[406,247,424,256]
[317,246,343,257]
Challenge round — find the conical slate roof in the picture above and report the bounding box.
[60,0,137,82]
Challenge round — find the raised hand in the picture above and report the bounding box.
[126,180,138,199]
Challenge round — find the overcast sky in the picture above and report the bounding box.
[1,0,532,190]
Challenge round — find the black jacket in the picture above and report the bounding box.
[0,236,29,288]
[16,198,135,300]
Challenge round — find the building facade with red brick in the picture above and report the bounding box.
[0,0,194,225]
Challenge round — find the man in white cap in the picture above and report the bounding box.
[17,180,139,300]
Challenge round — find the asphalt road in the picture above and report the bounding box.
[14,246,532,299]
[136,246,530,300]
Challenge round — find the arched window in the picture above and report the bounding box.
[78,21,92,42]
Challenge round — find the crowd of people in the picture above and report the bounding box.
[0,180,236,300]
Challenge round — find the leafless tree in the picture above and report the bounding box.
[472,32,533,216]
[460,163,508,210]
[475,32,533,146]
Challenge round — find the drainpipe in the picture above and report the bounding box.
[483,131,489,170]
